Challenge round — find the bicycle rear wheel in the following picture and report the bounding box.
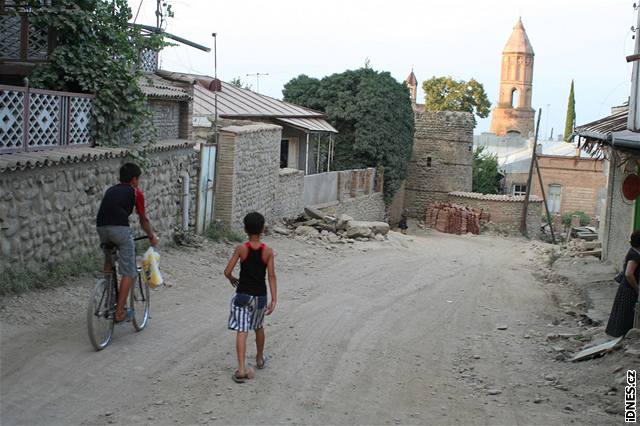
[131,273,150,331]
[87,277,115,351]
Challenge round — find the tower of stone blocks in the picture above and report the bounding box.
[490,17,535,137]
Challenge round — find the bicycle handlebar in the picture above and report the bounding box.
[134,236,150,241]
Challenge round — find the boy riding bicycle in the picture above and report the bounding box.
[96,163,157,323]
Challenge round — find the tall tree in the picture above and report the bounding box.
[283,68,414,201]
[563,80,576,141]
[422,76,491,119]
[472,146,501,194]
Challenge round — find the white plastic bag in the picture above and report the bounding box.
[142,247,164,288]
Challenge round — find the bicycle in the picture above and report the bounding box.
[87,236,151,351]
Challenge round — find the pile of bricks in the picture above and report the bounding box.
[426,202,482,235]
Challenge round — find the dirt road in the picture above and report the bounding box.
[0,231,616,425]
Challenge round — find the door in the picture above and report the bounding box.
[548,184,562,214]
[196,144,217,234]
[287,137,299,169]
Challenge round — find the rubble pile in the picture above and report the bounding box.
[426,202,482,235]
[274,207,390,244]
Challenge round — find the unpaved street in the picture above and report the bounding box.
[0,231,617,425]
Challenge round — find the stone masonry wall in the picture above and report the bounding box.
[273,168,305,222]
[319,192,386,222]
[602,153,634,267]
[150,100,180,140]
[0,142,198,272]
[215,124,282,232]
[404,111,474,218]
[448,192,542,237]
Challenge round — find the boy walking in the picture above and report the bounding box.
[224,212,277,383]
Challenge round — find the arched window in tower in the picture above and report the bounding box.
[511,88,519,108]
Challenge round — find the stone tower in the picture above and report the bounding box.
[405,69,418,105]
[490,18,535,137]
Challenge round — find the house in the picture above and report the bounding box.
[499,138,607,221]
[156,70,338,175]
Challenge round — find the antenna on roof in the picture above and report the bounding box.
[246,72,269,94]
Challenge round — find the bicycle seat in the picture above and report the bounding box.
[100,242,118,250]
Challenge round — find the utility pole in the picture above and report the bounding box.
[246,72,269,93]
[628,3,640,131]
[212,33,218,144]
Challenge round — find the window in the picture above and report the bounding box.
[511,88,519,108]
[548,184,562,214]
[280,140,289,169]
[512,184,527,196]
[426,156,432,167]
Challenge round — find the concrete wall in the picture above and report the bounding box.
[304,172,339,206]
[319,193,386,222]
[274,168,305,221]
[214,123,282,231]
[0,141,198,272]
[504,155,607,219]
[404,111,474,218]
[601,154,635,267]
[448,192,542,237]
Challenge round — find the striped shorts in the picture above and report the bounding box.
[228,293,268,332]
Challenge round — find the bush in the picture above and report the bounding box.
[561,211,591,227]
[0,250,100,295]
[206,222,244,243]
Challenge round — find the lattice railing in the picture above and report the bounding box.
[139,49,159,73]
[0,84,93,154]
[0,8,51,62]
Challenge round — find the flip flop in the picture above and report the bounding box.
[114,308,133,324]
[256,353,269,370]
[232,371,247,383]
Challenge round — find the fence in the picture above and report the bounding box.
[303,167,382,207]
[0,84,93,154]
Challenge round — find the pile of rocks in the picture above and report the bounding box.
[273,207,390,243]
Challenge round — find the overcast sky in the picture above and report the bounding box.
[130,0,636,136]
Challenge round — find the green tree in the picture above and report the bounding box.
[564,80,576,141]
[283,68,414,201]
[18,0,168,146]
[229,77,252,90]
[422,76,491,119]
[472,146,501,194]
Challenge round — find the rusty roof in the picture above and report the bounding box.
[573,110,627,141]
[0,140,194,173]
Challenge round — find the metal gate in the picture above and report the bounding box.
[196,144,217,234]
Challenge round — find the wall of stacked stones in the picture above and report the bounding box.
[273,168,305,222]
[602,155,634,267]
[319,193,386,222]
[404,111,474,218]
[447,194,541,237]
[0,146,198,273]
[226,124,282,231]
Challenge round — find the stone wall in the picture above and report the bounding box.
[0,141,198,272]
[214,123,282,231]
[448,192,542,237]
[404,111,474,218]
[273,168,304,221]
[318,192,386,222]
[150,100,180,140]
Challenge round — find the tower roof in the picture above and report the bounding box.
[405,69,418,86]
[503,17,534,55]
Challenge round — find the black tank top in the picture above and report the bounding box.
[96,183,135,227]
[237,242,267,296]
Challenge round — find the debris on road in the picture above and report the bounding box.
[425,202,481,235]
[570,336,623,362]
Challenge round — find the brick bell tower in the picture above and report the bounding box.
[490,17,535,137]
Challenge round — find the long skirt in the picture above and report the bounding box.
[605,282,639,337]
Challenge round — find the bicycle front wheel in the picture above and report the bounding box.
[131,273,150,331]
[87,277,114,351]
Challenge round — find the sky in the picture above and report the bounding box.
[130,0,637,136]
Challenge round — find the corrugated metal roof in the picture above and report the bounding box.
[573,110,627,141]
[0,140,194,173]
[139,74,191,101]
[275,117,337,133]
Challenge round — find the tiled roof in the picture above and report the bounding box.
[503,17,534,55]
[139,74,191,101]
[450,191,542,202]
[0,140,194,173]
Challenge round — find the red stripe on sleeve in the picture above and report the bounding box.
[135,188,146,217]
